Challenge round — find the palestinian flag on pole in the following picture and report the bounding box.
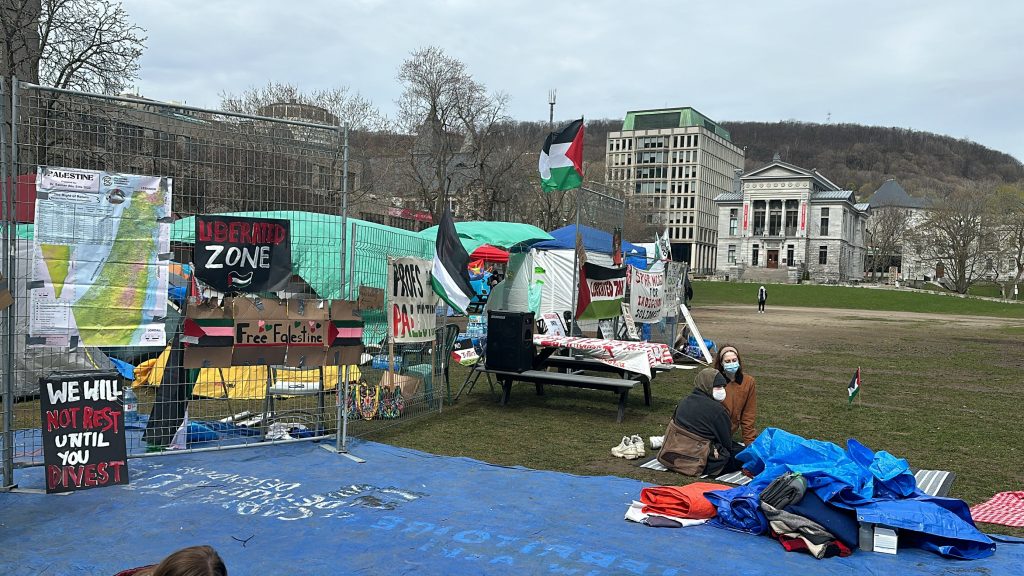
[431,204,475,314]
[848,367,861,404]
[576,262,627,320]
[539,118,584,192]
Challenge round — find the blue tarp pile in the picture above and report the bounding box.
[705,428,996,560]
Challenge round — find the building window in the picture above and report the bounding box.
[752,244,760,266]
[729,209,738,236]
[819,245,828,265]
[820,208,830,236]
[787,244,794,266]
[727,245,736,264]
[784,200,799,236]
[769,200,783,236]
[753,200,766,235]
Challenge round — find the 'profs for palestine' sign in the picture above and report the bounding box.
[39,371,129,494]
[194,215,292,293]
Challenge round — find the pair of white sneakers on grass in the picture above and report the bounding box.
[611,435,647,460]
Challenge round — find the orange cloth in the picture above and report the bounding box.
[640,482,731,519]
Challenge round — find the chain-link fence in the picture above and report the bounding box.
[1,79,444,487]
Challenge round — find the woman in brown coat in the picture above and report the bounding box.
[711,344,758,445]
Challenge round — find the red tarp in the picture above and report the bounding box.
[470,244,508,263]
[3,173,37,223]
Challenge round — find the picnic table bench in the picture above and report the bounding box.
[540,355,672,407]
[476,366,640,423]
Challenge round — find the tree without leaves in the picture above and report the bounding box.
[396,46,510,221]
[865,206,911,281]
[915,185,994,293]
[219,81,389,132]
[990,184,1024,297]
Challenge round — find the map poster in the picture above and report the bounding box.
[29,166,172,347]
[629,266,664,323]
[194,215,292,293]
[39,371,129,494]
[387,256,438,343]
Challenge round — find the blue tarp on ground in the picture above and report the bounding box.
[2,440,1022,575]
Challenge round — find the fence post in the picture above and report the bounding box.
[1,76,12,489]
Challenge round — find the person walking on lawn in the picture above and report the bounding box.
[757,285,767,313]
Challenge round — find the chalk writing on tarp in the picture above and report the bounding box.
[194,215,292,293]
[39,371,129,494]
[387,257,438,343]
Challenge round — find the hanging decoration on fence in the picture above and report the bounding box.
[194,215,292,293]
[28,166,172,348]
[628,265,665,323]
[182,295,366,369]
[39,371,129,494]
[575,262,626,320]
[387,256,438,343]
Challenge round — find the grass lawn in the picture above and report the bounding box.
[689,280,1024,317]
[370,287,1024,538]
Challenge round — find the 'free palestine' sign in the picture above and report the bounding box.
[39,371,129,494]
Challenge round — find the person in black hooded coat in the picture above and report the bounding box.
[672,369,747,476]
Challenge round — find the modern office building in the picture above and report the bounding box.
[605,107,744,273]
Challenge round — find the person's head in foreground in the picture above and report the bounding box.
[139,546,227,576]
[715,344,742,381]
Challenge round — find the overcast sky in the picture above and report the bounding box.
[124,0,1024,163]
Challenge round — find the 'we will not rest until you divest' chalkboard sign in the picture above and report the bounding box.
[39,371,129,494]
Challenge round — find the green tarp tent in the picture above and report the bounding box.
[416,221,553,253]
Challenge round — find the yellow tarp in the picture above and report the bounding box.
[132,346,362,400]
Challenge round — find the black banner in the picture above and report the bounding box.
[194,215,292,293]
[39,371,129,494]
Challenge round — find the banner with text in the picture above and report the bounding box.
[387,257,438,343]
[194,215,292,293]
[39,371,129,494]
[576,262,626,320]
[629,266,664,323]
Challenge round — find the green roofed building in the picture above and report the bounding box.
[606,107,744,274]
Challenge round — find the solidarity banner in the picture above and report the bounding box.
[629,266,664,323]
[388,257,438,343]
[576,262,626,320]
[194,215,292,293]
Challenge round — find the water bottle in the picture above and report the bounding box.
[123,385,139,424]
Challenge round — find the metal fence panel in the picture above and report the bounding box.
[1,80,442,481]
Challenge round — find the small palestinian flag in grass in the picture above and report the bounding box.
[848,367,861,404]
[539,118,584,192]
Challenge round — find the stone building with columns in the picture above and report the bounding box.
[714,157,868,283]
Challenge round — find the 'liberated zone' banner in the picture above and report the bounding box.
[576,262,626,320]
[629,266,664,323]
[194,215,292,293]
[388,257,438,343]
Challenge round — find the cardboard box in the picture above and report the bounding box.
[326,344,365,366]
[184,346,233,368]
[873,526,898,555]
[381,370,421,398]
[356,286,384,310]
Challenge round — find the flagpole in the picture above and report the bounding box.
[569,186,581,336]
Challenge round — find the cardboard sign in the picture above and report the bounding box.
[387,257,437,343]
[39,371,129,494]
[0,273,13,311]
[183,297,234,368]
[357,286,385,310]
[194,215,292,293]
[539,312,567,337]
[629,266,665,323]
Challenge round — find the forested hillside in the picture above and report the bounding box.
[581,119,1024,199]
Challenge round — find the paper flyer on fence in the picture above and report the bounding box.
[29,166,172,347]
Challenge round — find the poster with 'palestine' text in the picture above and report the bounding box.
[29,166,172,347]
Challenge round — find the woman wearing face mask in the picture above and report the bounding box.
[671,368,747,476]
[714,344,758,446]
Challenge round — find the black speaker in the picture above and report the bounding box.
[486,310,535,372]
